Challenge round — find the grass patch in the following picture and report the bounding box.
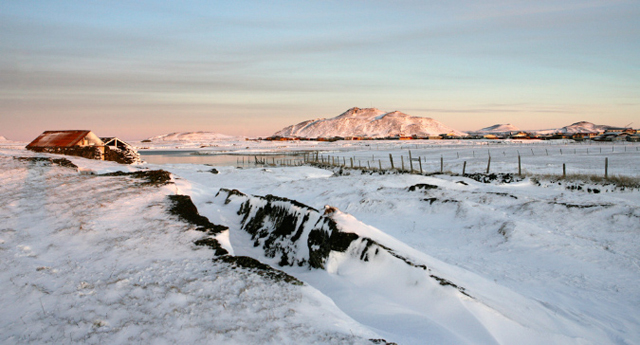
[100,170,172,186]
[530,173,640,189]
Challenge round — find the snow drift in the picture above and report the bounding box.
[0,154,383,344]
[210,187,605,345]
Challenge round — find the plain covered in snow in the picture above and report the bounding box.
[1,139,639,344]
[0,150,383,344]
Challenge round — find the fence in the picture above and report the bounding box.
[237,142,640,179]
[299,145,640,179]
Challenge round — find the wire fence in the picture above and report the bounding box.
[239,141,640,178]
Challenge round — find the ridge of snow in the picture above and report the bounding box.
[274,107,465,138]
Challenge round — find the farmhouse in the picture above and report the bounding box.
[26,130,106,160]
[26,130,140,164]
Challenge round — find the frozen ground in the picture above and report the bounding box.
[1,141,639,344]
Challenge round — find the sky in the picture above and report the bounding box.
[1,0,639,141]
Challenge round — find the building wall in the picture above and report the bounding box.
[28,146,104,160]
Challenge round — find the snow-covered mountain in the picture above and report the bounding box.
[274,107,465,138]
[0,136,8,142]
[474,124,520,134]
[535,121,611,135]
[145,131,240,142]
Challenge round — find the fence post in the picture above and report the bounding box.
[401,156,405,171]
[518,155,522,176]
[462,161,466,175]
[605,157,608,179]
[563,163,566,178]
[486,156,491,174]
[440,156,443,173]
[379,160,382,170]
[408,150,413,172]
[419,158,423,174]
[389,154,394,170]
[350,157,354,168]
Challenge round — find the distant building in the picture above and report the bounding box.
[571,133,598,141]
[510,132,531,139]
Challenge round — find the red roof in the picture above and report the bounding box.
[27,130,92,148]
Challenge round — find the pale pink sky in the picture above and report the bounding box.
[2,1,639,141]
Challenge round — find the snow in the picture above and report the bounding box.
[274,107,465,138]
[2,140,639,345]
[472,122,615,135]
[0,150,381,344]
[181,164,639,344]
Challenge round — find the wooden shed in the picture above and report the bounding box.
[100,137,134,151]
[100,137,141,164]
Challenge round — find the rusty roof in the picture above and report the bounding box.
[27,130,92,148]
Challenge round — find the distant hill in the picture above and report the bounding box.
[534,121,612,135]
[473,124,520,134]
[0,136,7,142]
[145,132,240,142]
[273,107,464,138]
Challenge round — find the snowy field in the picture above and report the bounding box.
[135,139,640,178]
[1,140,639,344]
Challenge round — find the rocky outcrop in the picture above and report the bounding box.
[215,188,470,297]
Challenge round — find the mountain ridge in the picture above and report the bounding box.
[274,107,465,138]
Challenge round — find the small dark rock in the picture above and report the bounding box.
[215,255,303,285]
[408,183,438,192]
